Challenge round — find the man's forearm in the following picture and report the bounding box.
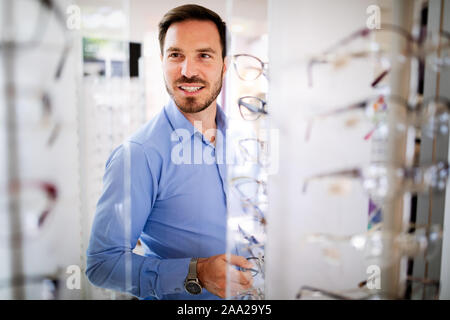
[86,249,190,299]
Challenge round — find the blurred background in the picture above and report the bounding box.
[0,0,449,300]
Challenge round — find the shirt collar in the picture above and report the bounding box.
[164,98,228,140]
[164,99,196,137]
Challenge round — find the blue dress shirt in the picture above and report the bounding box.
[86,99,228,300]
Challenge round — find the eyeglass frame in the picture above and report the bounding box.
[2,179,58,244]
[238,138,270,167]
[237,96,268,121]
[231,176,267,203]
[232,54,269,81]
[5,83,63,147]
[302,222,442,261]
[237,256,264,278]
[236,224,265,277]
[302,161,450,203]
[305,94,450,142]
[307,23,450,88]
[296,275,440,300]
[231,287,265,300]
[0,0,72,81]
[231,176,268,225]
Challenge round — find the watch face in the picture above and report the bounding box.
[185,281,202,295]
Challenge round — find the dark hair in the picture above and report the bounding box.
[158,4,227,59]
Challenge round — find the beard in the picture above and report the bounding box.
[165,69,224,114]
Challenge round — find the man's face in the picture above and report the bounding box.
[161,19,227,113]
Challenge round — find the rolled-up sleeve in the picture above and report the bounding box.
[85,141,190,299]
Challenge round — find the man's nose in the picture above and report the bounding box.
[181,58,199,79]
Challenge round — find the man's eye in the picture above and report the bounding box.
[201,53,211,59]
[169,53,181,58]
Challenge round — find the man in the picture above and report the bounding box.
[86,4,254,300]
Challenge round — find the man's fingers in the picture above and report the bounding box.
[228,268,254,287]
[240,269,254,285]
[228,281,255,297]
[226,254,254,269]
[224,254,255,287]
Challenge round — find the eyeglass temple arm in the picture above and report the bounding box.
[296,285,353,300]
[9,180,58,227]
[238,138,266,152]
[240,257,261,274]
[38,182,58,227]
[360,276,439,289]
[37,0,71,80]
[371,69,390,88]
[238,225,260,245]
[24,1,51,48]
[302,168,361,193]
[306,93,405,143]
[0,272,60,289]
[325,23,414,55]
[406,277,440,289]
[251,202,266,225]
[308,51,390,88]
[307,57,329,87]
[321,94,410,120]
[308,23,416,87]
[324,28,371,54]
[262,62,269,80]
[239,99,268,114]
[305,101,367,142]
[421,96,450,111]
[319,101,368,119]
[306,93,411,143]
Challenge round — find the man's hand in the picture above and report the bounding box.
[196,254,254,298]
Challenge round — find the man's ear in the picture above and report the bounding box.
[222,56,229,79]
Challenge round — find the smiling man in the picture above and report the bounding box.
[86,4,254,300]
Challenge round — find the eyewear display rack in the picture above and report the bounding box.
[75,0,149,300]
[0,0,146,300]
[78,76,147,300]
[1,0,80,299]
[224,4,270,299]
[266,0,449,300]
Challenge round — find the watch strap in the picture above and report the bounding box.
[187,258,199,280]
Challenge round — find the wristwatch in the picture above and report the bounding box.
[184,258,202,295]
